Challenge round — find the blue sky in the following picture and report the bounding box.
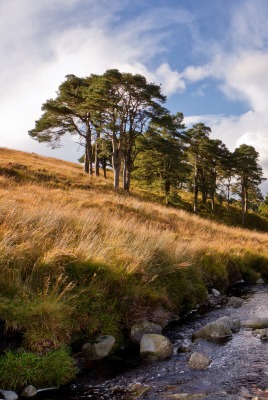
[1,0,268,190]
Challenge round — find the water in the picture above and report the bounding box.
[41,284,268,399]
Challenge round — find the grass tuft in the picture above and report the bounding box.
[0,347,76,391]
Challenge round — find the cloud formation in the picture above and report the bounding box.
[0,0,194,159]
[1,0,268,192]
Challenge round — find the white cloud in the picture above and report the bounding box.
[0,0,192,158]
[210,51,268,112]
[154,63,185,95]
[183,64,212,82]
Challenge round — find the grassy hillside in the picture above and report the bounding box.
[1,147,268,389]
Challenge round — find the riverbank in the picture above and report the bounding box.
[60,284,268,400]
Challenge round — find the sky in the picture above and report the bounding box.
[1,0,268,191]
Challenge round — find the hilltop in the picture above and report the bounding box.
[1,147,268,390]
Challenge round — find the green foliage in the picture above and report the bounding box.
[133,112,189,201]
[233,144,265,225]
[0,347,76,391]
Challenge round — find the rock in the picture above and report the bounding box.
[211,288,220,297]
[242,318,268,329]
[20,386,37,398]
[140,334,173,360]
[188,352,211,370]
[0,391,18,400]
[259,328,268,340]
[166,394,206,399]
[256,278,265,284]
[227,296,244,308]
[193,316,240,341]
[130,321,162,344]
[82,335,115,360]
[129,383,151,398]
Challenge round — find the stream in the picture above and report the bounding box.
[42,284,268,400]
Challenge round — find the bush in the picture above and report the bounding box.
[0,347,76,391]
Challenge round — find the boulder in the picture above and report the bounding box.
[193,316,240,341]
[130,321,162,344]
[188,352,211,370]
[82,335,115,360]
[0,391,18,400]
[242,318,268,329]
[140,334,173,360]
[256,278,265,284]
[227,296,244,308]
[20,386,37,398]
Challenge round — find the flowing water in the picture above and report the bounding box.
[41,284,268,400]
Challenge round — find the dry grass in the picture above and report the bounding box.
[0,147,268,350]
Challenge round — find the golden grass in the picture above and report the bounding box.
[0,167,267,279]
[1,147,268,350]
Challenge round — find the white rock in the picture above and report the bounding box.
[0,390,18,400]
[211,288,220,297]
[82,335,115,360]
[140,334,173,360]
[20,385,37,398]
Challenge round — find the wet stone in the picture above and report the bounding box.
[187,352,211,370]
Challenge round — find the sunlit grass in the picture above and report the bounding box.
[1,147,268,388]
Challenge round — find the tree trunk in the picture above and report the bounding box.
[241,183,245,226]
[84,149,89,173]
[122,148,132,192]
[102,159,107,179]
[85,126,93,176]
[123,162,131,191]
[95,132,100,177]
[85,133,93,176]
[114,165,120,189]
[226,179,231,212]
[210,192,215,212]
[194,158,198,213]
[165,180,171,205]
[112,134,121,189]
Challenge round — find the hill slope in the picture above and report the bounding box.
[1,147,268,389]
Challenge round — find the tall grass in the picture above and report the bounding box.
[1,147,268,389]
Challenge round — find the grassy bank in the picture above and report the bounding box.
[1,147,268,390]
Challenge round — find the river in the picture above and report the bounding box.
[42,284,268,400]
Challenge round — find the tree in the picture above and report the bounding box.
[29,74,100,175]
[29,70,166,191]
[197,138,230,212]
[218,150,236,212]
[133,112,188,202]
[91,69,166,190]
[233,144,265,226]
[185,123,211,213]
